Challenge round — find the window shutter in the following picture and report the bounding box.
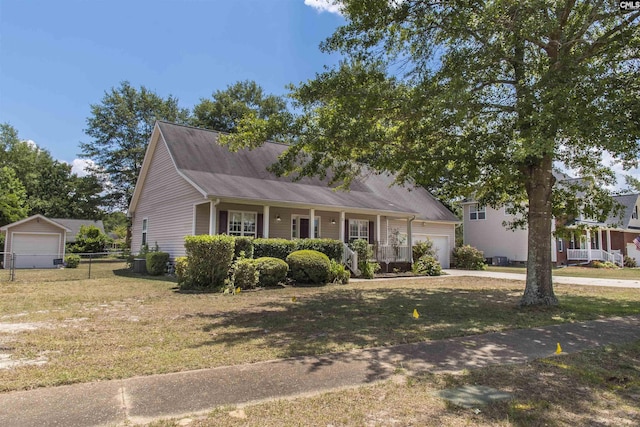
[218,211,228,234]
[257,213,264,238]
[344,219,349,243]
[368,221,374,244]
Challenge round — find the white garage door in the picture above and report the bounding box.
[414,234,450,268]
[12,233,60,269]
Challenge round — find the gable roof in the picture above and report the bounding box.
[50,219,105,242]
[0,214,72,232]
[130,121,459,222]
[606,193,640,229]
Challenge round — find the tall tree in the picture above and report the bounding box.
[81,81,190,210]
[192,80,290,137]
[1,123,105,219]
[225,1,640,306]
[0,166,28,227]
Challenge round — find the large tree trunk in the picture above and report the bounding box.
[520,155,558,306]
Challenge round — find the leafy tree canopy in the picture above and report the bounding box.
[0,166,28,227]
[80,81,190,210]
[1,123,106,221]
[192,80,291,139]
[225,1,640,306]
[68,225,111,253]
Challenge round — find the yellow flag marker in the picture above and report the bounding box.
[235,287,241,294]
[555,343,562,354]
[413,308,420,319]
[291,296,297,302]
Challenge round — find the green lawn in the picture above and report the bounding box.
[485,265,640,280]
[1,266,639,392]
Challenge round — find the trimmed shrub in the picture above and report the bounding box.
[592,260,618,269]
[229,257,259,290]
[349,239,379,278]
[182,234,235,290]
[286,250,331,285]
[295,239,344,261]
[452,245,486,270]
[64,254,81,268]
[234,236,254,259]
[412,255,442,276]
[175,257,189,284]
[624,255,637,268]
[68,225,111,253]
[413,240,436,260]
[146,251,169,276]
[329,259,350,284]
[253,238,297,260]
[255,257,289,286]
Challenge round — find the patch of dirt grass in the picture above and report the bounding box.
[1,270,639,392]
[146,341,640,427]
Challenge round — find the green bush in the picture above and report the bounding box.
[413,240,436,260]
[452,245,486,270]
[68,225,111,253]
[412,255,442,276]
[286,250,331,285]
[175,257,189,284]
[146,251,169,276]
[592,260,618,269]
[255,257,289,286]
[349,239,379,278]
[329,259,350,284]
[253,238,296,260]
[229,257,259,290]
[234,236,254,259]
[624,255,637,268]
[295,239,344,261]
[182,234,235,290]
[64,254,81,268]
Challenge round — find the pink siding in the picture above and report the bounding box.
[3,218,66,268]
[130,138,205,258]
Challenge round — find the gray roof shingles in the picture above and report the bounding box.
[158,122,459,222]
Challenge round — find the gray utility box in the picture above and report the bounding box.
[492,256,508,266]
[133,258,147,274]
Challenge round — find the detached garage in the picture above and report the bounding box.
[1,215,71,269]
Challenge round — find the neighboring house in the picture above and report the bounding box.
[462,193,640,266]
[50,218,105,244]
[128,122,460,268]
[1,215,72,269]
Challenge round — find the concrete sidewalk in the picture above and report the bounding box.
[1,315,639,427]
[444,269,640,288]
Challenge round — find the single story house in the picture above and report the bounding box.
[1,215,72,269]
[128,121,460,268]
[462,193,640,266]
[50,218,105,243]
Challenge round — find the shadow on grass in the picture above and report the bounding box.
[436,340,640,426]
[113,268,178,283]
[189,286,640,379]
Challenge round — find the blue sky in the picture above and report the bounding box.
[0,0,343,170]
[1,0,637,188]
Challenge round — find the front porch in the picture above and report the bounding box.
[566,249,623,266]
[565,228,624,266]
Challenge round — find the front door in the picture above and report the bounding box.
[299,218,310,239]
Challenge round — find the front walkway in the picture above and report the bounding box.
[444,269,640,288]
[1,316,639,427]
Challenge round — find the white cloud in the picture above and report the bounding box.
[304,0,343,14]
[70,158,94,177]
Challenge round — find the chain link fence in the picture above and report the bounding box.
[0,252,128,283]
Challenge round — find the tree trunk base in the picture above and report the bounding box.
[519,293,559,307]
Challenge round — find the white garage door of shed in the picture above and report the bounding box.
[414,234,450,268]
[12,233,60,269]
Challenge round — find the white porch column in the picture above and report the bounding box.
[376,215,381,244]
[263,205,270,238]
[607,228,612,252]
[209,201,217,235]
[309,208,315,238]
[339,211,346,243]
[407,216,414,263]
[586,231,592,261]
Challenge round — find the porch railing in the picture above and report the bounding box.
[566,248,624,266]
[342,243,360,275]
[372,245,411,263]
